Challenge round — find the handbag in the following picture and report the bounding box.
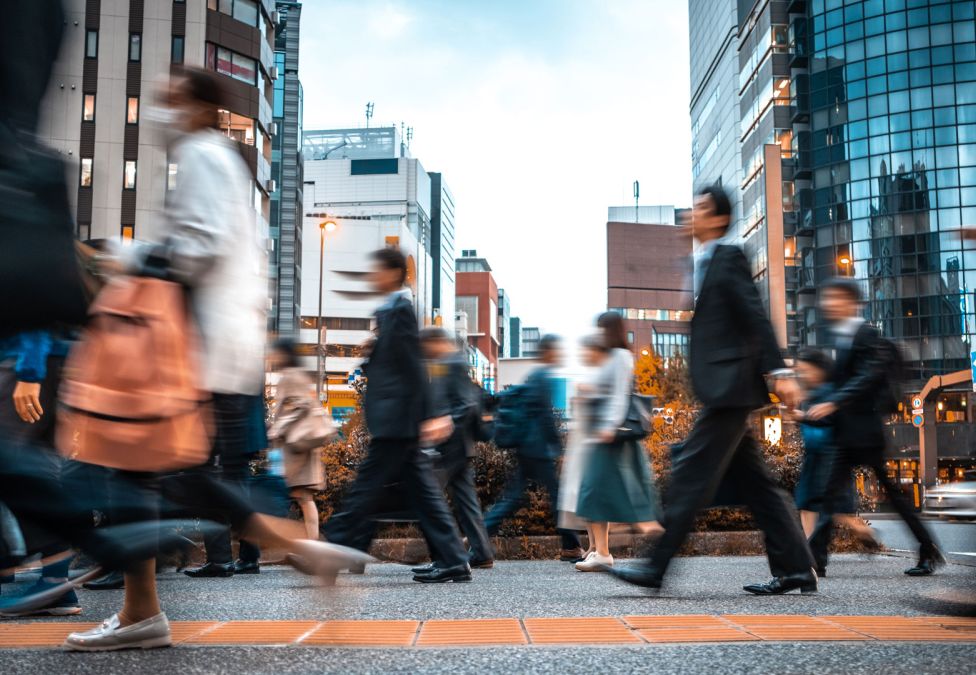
[615,392,655,443]
[269,399,336,453]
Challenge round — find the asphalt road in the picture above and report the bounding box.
[1,556,973,674]
[868,516,976,562]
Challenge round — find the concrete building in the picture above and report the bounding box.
[269,0,303,336]
[429,172,456,331]
[606,206,693,358]
[520,326,542,358]
[41,0,277,244]
[497,289,513,358]
[300,126,437,416]
[455,250,499,391]
[508,316,523,358]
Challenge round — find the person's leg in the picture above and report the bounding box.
[483,460,529,536]
[864,451,934,548]
[800,510,817,538]
[119,559,161,626]
[584,526,595,555]
[445,459,494,562]
[724,434,815,576]
[648,408,751,576]
[527,457,581,550]
[403,445,466,568]
[591,522,610,557]
[292,488,320,541]
[808,445,857,572]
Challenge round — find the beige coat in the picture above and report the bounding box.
[272,368,326,490]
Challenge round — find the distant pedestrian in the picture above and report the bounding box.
[483,335,584,561]
[806,278,941,576]
[573,316,662,572]
[605,184,817,595]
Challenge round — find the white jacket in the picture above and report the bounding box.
[126,129,267,395]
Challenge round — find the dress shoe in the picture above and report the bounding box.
[905,544,945,576]
[559,548,586,562]
[816,566,827,579]
[743,570,818,595]
[412,562,436,574]
[286,541,375,579]
[413,563,472,583]
[183,562,235,578]
[64,612,171,652]
[602,562,663,590]
[469,558,494,570]
[1,582,82,617]
[83,569,125,591]
[233,560,260,575]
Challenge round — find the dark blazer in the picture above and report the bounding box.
[362,293,428,440]
[428,352,477,458]
[519,366,562,460]
[689,244,785,409]
[826,321,887,449]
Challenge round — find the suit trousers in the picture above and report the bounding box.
[809,444,933,568]
[325,438,466,568]
[438,452,493,563]
[649,407,814,577]
[483,455,581,551]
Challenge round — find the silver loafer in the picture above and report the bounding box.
[64,612,172,652]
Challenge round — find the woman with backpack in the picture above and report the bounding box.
[268,338,336,540]
[573,312,663,572]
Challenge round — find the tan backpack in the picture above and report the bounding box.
[57,276,212,471]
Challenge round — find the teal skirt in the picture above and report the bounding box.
[576,439,660,523]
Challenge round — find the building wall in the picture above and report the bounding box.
[429,172,457,331]
[456,270,499,369]
[607,220,693,356]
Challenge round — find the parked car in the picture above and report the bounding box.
[923,471,976,520]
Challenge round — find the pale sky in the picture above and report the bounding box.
[299,0,692,338]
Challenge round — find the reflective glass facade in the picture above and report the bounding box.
[800,0,976,380]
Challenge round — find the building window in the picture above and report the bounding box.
[207,43,256,86]
[85,30,97,58]
[627,331,635,344]
[78,223,91,241]
[126,97,139,124]
[123,161,137,189]
[232,0,258,26]
[80,158,93,187]
[121,225,134,240]
[171,35,184,64]
[82,94,95,122]
[167,162,178,190]
[129,34,141,62]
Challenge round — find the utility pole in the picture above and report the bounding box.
[633,180,640,223]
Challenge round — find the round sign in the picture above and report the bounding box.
[912,414,924,428]
[911,396,923,409]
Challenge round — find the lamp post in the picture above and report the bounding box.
[316,219,338,403]
[838,254,852,277]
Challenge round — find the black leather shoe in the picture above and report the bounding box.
[816,566,827,579]
[743,570,818,595]
[413,563,472,583]
[82,569,125,590]
[603,562,663,590]
[469,558,494,569]
[411,562,437,574]
[560,548,585,562]
[233,560,260,575]
[905,544,945,576]
[183,562,235,578]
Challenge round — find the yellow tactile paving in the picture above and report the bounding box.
[302,620,419,646]
[522,617,643,644]
[0,615,974,648]
[184,620,319,645]
[416,618,527,646]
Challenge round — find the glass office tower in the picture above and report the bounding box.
[793,0,976,380]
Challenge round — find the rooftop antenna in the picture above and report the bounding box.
[406,126,414,149]
[365,102,374,129]
[400,122,406,156]
[633,180,640,223]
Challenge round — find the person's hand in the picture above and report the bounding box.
[12,381,43,423]
[420,415,454,447]
[806,401,838,421]
[596,428,616,444]
[773,377,803,409]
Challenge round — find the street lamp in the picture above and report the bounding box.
[838,254,852,276]
[317,220,338,403]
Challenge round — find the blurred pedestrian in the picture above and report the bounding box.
[806,278,941,576]
[605,185,817,595]
[483,335,584,561]
[322,248,471,584]
[574,315,662,572]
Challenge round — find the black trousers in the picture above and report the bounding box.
[648,407,814,577]
[809,444,934,568]
[437,452,493,563]
[325,438,466,568]
[483,455,581,551]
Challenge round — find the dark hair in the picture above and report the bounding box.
[419,326,451,343]
[821,276,862,302]
[370,247,408,286]
[596,311,628,350]
[697,183,732,231]
[539,334,562,353]
[272,336,300,368]
[796,348,831,373]
[174,66,228,110]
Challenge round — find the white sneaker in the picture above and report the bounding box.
[575,553,613,572]
[64,613,171,652]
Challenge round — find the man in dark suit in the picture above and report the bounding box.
[607,185,817,595]
[323,248,471,583]
[806,278,941,576]
[415,328,494,569]
[483,336,583,560]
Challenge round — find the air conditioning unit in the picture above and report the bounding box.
[269,121,278,136]
[266,179,277,193]
[271,10,280,25]
[270,65,279,81]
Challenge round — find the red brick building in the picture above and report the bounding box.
[606,207,693,358]
[455,251,500,373]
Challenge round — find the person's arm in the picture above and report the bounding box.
[721,247,785,374]
[447,358,476,425]
[598,350,632,434]
[535,370,561,446]
[826,328,888,410]
[11,331,52,423]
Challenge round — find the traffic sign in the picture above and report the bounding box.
[912,413,924,428]
[911,396,923,409]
